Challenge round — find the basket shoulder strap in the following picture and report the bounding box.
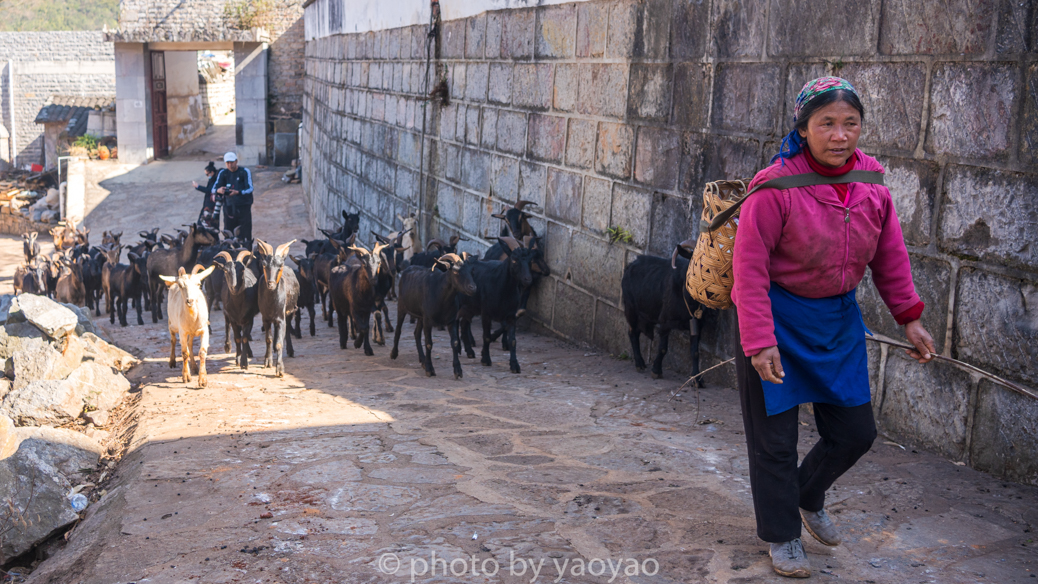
[705,170,884,232]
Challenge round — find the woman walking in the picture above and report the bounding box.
[193,161,222,230]
[731,77,936,578]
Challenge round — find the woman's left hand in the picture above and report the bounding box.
[904,319,935,363]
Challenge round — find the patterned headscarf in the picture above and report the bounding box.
[773,77,860,164]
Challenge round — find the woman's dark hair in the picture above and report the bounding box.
[772,89,866,163]
[794,89,865,133]
[204,160,217,174]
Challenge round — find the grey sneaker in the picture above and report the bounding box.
[800,508,841,546]
[769,538,811,578]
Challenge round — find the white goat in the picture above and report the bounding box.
[396,213,418,261]
[160,265,215,388]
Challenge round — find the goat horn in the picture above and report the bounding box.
[522,235,533,248]
[438,253,462,264]
[514,200,537,211]
[191,264,206,276]
[348,245,370,256]
[499,236,521,251]
[426,238,446,250]
[235,249,252,263]
[671,246,681,269]
[255,239,274,256]
[679,237,697,251]
[275,239,296,258]
[214,251,233,263]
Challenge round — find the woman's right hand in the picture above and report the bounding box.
[751,346,785,384]
[192,180,199,188]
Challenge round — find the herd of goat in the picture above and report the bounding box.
[10,200,704,386]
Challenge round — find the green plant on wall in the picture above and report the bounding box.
[607,226,634,245]
[223,0,279,30]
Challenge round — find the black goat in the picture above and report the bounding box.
[458,237,535,374]
[314,232,356,327]
[289,254,318,337]
[213,249,260,369]
[79,248,105,315]
[620,239,703,384]
[146,224,218,322]
[408,235,466,269]
[254,239,299,377]
[328,242,387,355]
[391,253,478,378]
[102,230,123,246]
[22,232,40,264]
[105,249,145,326]
[55,256,86,305]
[100,245,122,318]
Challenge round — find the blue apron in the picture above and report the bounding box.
[760,284,872,416]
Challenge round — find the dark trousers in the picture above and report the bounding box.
[224,205,252,244]
[734,311,877,542]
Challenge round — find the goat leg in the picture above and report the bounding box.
[198,328,209,388]
[274,320,285,377]
[135,290,144,325]
[423,321,436,377]
[225,320,232,353]
[181,335,193,384]
[480,316,493,367]
[507,321,520,374]
[119,296,128,327]
[285,317,295,358]
[390,308,406,360]
[689,319,703,388]
[168,331,178,369]
[372,311,385,346]
[382,302,393,332]
[308,304,316,337]
[336,306,349,350]
[449,321,463,380]
[651,327,671,380]
[263,321,273,368]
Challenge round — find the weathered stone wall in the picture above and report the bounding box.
[302,0,1038,485]
[0,32,115,167]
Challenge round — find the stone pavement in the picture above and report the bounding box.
[12,144,1038,583]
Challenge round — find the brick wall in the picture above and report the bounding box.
[302,0,1038,485]
[0,32,115,167]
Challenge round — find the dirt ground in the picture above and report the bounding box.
[5,126,1037,583]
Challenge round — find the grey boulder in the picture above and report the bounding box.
[1,363,130,426]
[12,295,78,339]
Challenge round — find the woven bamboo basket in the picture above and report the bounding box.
[686,179,752,310]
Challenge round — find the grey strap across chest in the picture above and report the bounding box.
[706,170,885,232]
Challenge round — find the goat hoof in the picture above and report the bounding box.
[511,365,521,374]
[651,371,662,380]
[390,349,398,360]
[465,351,475,359]
[516,309,526,318]
[425,370,435,377]
[635,366,646,372]
[481,360,492,367]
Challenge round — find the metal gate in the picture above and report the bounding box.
[150,51,169,159]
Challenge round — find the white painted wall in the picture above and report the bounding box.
[305,0,590,39]
[164,51,199,98]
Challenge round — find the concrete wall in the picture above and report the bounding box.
[163,51,206,152]
[0,32,115,167]
[301,0,1038,486]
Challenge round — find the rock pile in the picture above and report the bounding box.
[0,293,137,561]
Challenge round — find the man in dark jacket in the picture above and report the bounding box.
[213,152,255,244]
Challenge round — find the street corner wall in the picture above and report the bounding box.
[302,0,1038,485]
[164,51,207,151]
[0,32,115,167]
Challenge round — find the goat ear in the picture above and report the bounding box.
[128,252,140,262]
[178,267,187,277]
[159,275,176,286]
[289,255,302,265]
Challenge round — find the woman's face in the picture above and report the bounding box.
[798,100,861,168]
[206,169,214,177]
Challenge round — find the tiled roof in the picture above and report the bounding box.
[33,96,115,138]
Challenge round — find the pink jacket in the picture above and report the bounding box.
[731,150,920,356]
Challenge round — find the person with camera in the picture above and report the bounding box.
[213,152,255,244]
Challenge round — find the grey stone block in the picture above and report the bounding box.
[576,1,608,58]
[673,63,711,128]
[582,177,612,235]
[553,63,579,113]
[486,12,503,59]
[552,282,595,342]
[593,301,629,357]
[569,231,624,303]
[607,0,672,60]
[545,168,582,226]
[939,165,1038,270]
[627,64,673,121]
[438,103,458,142]
[710,0,766,58]
[440,142,462,183]
[461,192,484,236]
[501,8,536,59]
[611,184,651,248]
[536,4,576,59]
[926,63,1019,161]
[857,255,951,353]
[527,114,567,164]
[648,193,692,257]
[513,64,555,111]
[526,275,556,324]
[954,268,1038,386]
[1022,63,1038,165]
[451,63,467,103]
[496,110,528,155]
[465,63,489,103]
[490,155,519,207]
[466,14,487,59]
[488,64,513,105]
[461,148,490,193]
[769,0,879,56]
[874,156,937,246]
[996,0,1038,54]
[464,106,481,145]
[880,350,974,459]
[435,182,462,225]
[833,63,927,152]
[545,222,572,277]
[970,380,1038,486]
[596,122,634,179]
[879,0,996,55]
[566,119,597,170]
[577,64,629,119]
[679,133,760,198]
[518,161,548,208]
[671,0,711,59]
[634,126,681,190]
[711,63,782,135]
[442,19,466,59]
[481,108,499,150]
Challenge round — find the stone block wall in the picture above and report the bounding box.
[302,0,1038,485]
[0,32,115,167]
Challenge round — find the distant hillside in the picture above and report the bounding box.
[0,0,118,31]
